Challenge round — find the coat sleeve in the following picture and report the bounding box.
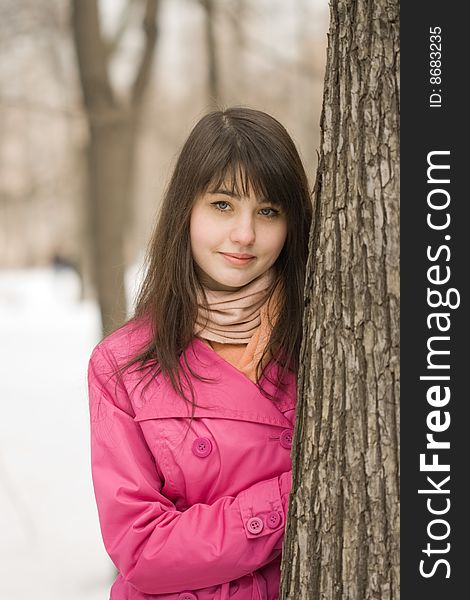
[88,346,292,595]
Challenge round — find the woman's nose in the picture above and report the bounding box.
[229,215,256,246]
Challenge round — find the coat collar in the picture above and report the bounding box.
[133,337,296,428]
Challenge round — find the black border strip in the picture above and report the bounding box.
[401,2,467,596]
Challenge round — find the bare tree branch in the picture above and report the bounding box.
[200,0,220,106]
[218,1,321,80]
[131,0,159,108]
[104,0,140,60]
[71,0,115,112]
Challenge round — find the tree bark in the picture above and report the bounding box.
[72,0,159,336]
[280,1,400,599]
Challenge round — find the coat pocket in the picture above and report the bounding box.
[134,409,224,505]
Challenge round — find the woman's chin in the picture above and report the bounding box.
[216,268,264,289]
[204,273,255,292]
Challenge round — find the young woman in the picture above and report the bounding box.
[87,107,312,600]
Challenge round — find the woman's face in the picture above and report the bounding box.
[190,180,287,291]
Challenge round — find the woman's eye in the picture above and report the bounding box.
[259,207,279,218]
[212,201,230,211]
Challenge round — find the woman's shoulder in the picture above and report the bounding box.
[90,315,153,368]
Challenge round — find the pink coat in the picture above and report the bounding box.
[87,318,295,600]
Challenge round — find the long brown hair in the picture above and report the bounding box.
[117,107,312,410]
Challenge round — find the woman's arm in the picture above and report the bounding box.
[88,346,292,595]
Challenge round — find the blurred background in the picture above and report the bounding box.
[0,0,328,598]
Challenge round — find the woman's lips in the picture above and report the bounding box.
[219,252,255,266]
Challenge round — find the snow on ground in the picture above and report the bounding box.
[0,267,132,600]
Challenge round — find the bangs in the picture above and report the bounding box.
[206,161,273,204]
[198,142,285,208]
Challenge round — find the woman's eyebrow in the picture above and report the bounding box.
[210,188,238,197]
[209,188,270,204]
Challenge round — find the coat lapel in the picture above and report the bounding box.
[134,337,296,428]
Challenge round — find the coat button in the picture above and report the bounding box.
[279,428,293,449]
[192,437,212,458]
[266,511,282,529]
[178,593,198,600]
[246,516,264,534]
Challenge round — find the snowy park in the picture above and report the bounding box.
[0,267,117,600]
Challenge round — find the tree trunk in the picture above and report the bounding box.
[87,111,133,335]
[280,1,400,599]
[72,0,159,337]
